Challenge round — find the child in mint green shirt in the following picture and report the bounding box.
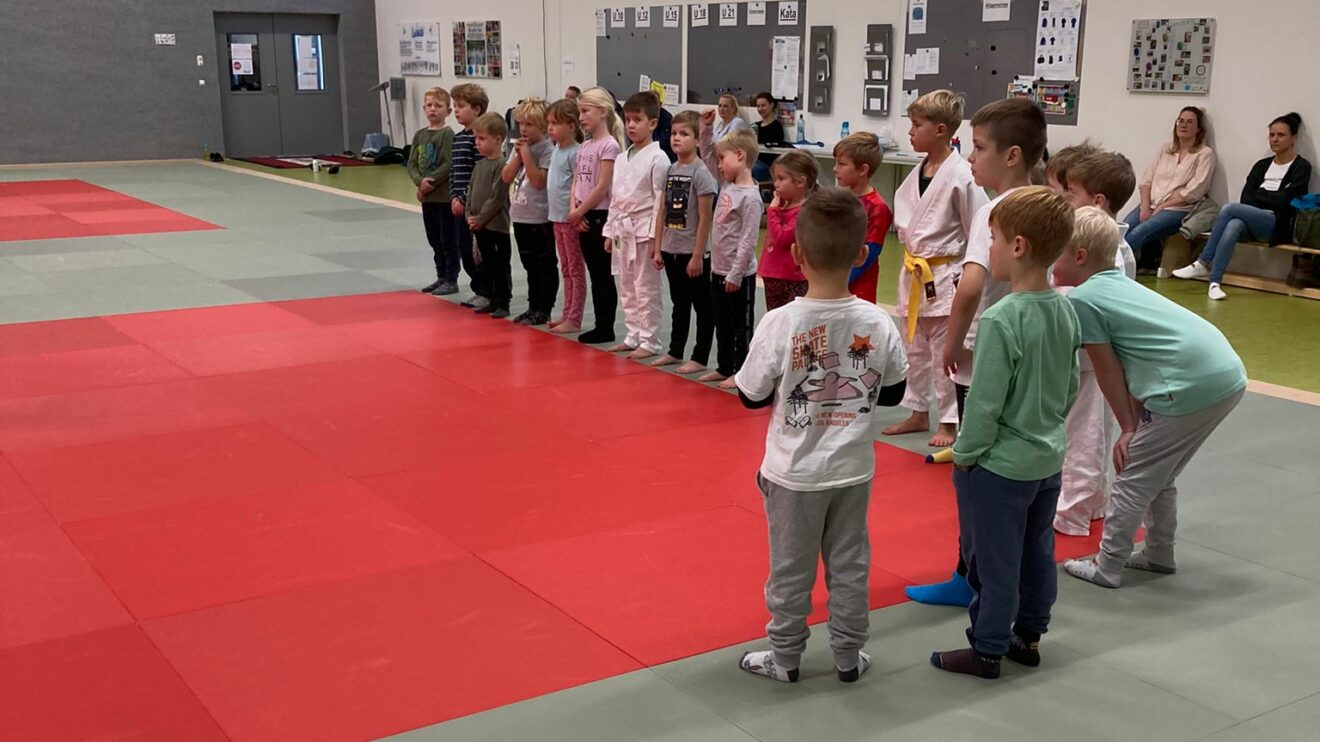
[932,187,1080,680]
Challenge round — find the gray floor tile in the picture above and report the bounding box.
[36,263,214,292]
[1195,692,1320,742]
[307,207,418,222]
[0,235,145,257]
[384,670,757,742]
[10,247,167,273]
[223,271,405,301]
[1171,451,1320,529]
[1181,496,1320,584]
[0,262,54,297]
[321,248,435,270]
[1201,393,1320,477]
[365,267,437,288]
[143,244,351,281]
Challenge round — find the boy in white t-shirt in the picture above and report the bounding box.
[734,188,909,684]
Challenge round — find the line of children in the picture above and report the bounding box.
[409,87,457,296]
[652,110,717,375]
[501,98,558,326]
[603,92,671,359]
[832,133,893,304]
[882,91,987,449]
[759,150,817,312]
[465,113,512,319]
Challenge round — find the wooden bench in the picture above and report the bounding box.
[1159,233,1320,300]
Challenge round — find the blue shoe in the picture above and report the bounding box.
[905,571,974,607]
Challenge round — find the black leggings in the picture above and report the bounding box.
[711,272,756,377]
[578,210,617,333]
[955,381,970,577]
[475,230,512,310]
[513,222,559,314]
[662,252,714,364]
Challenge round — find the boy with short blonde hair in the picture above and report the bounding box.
[883,90,988,448]
[832,132,892,304]
[931,186,1081,679]
[735,187,908,685]
[502,97,559,325]
[409,88,457,295]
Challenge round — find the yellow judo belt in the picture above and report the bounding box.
[903,250,957,342]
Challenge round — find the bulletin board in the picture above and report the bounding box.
[1128,18,1216,94]
[901,0,1086,126]
[685,1,806,106]
[452,20,502,79]
[595,6,683,104]
[399,22,440,76]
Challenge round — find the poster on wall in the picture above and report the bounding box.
[453,20,502,79]
[1032,0,1082,80]
[1129,17,1216,94]
[399,22,441,76]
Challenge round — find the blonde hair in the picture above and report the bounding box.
[772,150,820,195]
[907,90,964,132]
[423,87,450,107]
[832,132,883,176]
[717,93,741,114]
[989,185,1075,267]
[546,98,584,143]
[796,188,867,271]
[515,97,550,130]
[1070,205,1120,268]
[578,86,625,147]
[714,129,759,169]
[473,111,507,139]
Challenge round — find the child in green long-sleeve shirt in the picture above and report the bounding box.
[931,186,1080,680]
[409,88,456,294]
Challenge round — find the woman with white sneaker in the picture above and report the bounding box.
[1124,107,1217,262]
[1173,113,1312,300]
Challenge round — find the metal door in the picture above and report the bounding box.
[215,13,283,157]
[271,14,345,156]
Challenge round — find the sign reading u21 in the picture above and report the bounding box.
[778,1,799,25]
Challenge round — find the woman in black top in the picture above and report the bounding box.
[1172,113,1312,300]
[752,92,786,182]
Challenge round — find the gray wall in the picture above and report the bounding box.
[0,0,379,164]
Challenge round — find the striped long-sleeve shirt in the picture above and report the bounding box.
[449,129,477,204]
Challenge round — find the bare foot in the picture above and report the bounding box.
[628,348,655,360]
[551,321,581,335]
[717,376,738,390]
[547,317,563,328]
[650,354,682,367]
[697,370,727,383]
[928,423,957,448]
[675,361,706,375]
[607,342,634,353]
[881,412,930,436]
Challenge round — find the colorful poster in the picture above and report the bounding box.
[909,0,927,35]
[1033,0,1082,79]
[1129,17,1216,93]
[399,22,440,76]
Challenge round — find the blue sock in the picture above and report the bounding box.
[905,571,973,607]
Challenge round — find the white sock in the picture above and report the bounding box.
[1064,558,1119,588]
[739,650,799,683]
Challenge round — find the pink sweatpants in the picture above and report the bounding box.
[553,221,586,325]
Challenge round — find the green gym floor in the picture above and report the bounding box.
[232,158,1320,395]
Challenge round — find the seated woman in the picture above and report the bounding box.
[1173,112,1312,300]
[699,93,750,182]
[1123,106,1217,260]
[751,92,787,182]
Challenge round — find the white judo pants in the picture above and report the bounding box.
[899,316,959,425]
[614,236,663,354]
[1056,368,1115,535]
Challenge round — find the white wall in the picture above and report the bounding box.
[379,0,1319,206]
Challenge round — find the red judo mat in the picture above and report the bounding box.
[0,179,220,242]
[0,293,1104,741]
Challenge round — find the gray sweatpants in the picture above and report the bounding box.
[758,474,871,671]
[1096,389,1243,583]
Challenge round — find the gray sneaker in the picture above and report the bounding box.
[431,281,459,296]
[468,296,491,310]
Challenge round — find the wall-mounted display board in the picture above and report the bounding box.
[686,1,806,106]
[1128,17,1216,94]
[900,0,1085,125]
[453,20,502,79]
[595,6,683,104]
[399,22,440,76]
[862,24,892,117]
[807,26,833,114]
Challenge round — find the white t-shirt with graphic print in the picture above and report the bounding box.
[736,297,908,492]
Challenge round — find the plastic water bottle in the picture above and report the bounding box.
[840,121,850,140]
[310,158,321,173]
[796,114,806,142]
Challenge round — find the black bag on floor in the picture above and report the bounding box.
[373,146,408,165]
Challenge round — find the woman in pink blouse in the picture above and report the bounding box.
[1123,106,1217,258]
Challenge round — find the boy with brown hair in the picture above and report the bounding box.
[735,187,908,685]
[930,186,1080,678]
[449,83,492,309]
[831,132,893,303]
[466,112,512,318]
[907,97,1049,607]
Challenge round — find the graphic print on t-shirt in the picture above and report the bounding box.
[784,324,884,428]
[665,174,693,228]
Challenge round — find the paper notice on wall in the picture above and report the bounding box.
[509,44,521,76]
[1033,0,1082,79]
[747,2,767,25]
[611,8,626,27]
[770,35,800,98]
[777,1,799,25]
[663,5,680,27]
[636,6,651,27]
[230,43,253,60]
[719,3,738,26]
[640,74,652,92]
[691,4,709,27]
[650,79,667,102]
[297,72,320,91]
[982,0,1011,22]
[596,10,608,36]
[561,55,575,80]
[915,47,939,75]
[664,83,680,104]
[298,58,319,74]
[232,58,254,75]
[903,54,916,80]
[908,0,928,34]
[901,88,919,110]
[296,36,315,58]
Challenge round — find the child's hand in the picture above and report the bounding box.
[942,343,969,377]
[467,217,480,230]
[451,198,465,216]
[604,239,613,253]
[419,178,435,194]
[1112,431,1135,473]
[517,139,532,162]
[686,256,703,277]
[416,188,426,203]
[724,280,739,293]
[651,249,664,270]
[700,109,716,126]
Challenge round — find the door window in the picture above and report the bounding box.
[226,33,262,92]
[293,34,325,91]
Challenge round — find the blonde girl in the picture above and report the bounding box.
[566,87,625,344]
